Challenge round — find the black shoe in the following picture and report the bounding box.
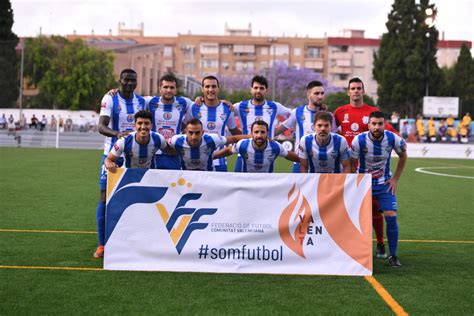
[388,255,401,267]
[376,243,388,259]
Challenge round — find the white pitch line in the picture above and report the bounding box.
[414,167,474,179]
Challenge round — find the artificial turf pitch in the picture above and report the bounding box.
[0,147,473,314]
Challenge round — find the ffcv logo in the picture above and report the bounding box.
[157,193,217,254]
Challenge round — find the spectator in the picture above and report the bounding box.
[0,114,6,129]
[446,114,455,138]
[50,115,57,132]
[59,116,64,133]
[416,115,426,142]
[79,115,88,132]
[40,115,47,131]
[461,112,471,136]
[438,120,448,141]
[89,115,97,132]
[7,114,15,135]
[30,115,38,129]
[390,111,400,131]
[19,113,26,129]
[65,115,73,132]
[428,117,436,142]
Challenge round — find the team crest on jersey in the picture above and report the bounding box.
[163,112,173,120]
[190,159,201,166]
[255,164,263,170]
[343,113,349,123]
[362,116,369,124]
[330,152,338,159]
[242,153,249,160]
[176,104,182,111]
[244,108,250,113]
[351,123,359,131]
[138,158,147,165]
[207,122,216,130]
[219,113,227,121]
[266,155,275,162]
[266,109,273,115]
[127,114,134,122]
[301,115,306,121]
[117,105,122,111]
[319,160,328,167]
[362,147,368,153]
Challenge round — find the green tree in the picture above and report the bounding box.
[0,0,19,107]
[452,44,474,114]
[25,38,116,110]
[373,0,442,117]
[439,66,455,97]
[324,92,376,112]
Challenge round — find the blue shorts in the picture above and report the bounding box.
[154,154,181,170]
[292,162,300,173]
[98,154,124,191]
[372,183,398,211]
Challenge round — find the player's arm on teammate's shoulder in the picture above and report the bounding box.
[386,148,407,194]
[300,158,309,173]
[98,116,129,138]
[213,146,234,159]
[274,124,288,137]
[229,127,242,135]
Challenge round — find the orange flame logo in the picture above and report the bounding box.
[317,174,372,271]
[278,183,313,259]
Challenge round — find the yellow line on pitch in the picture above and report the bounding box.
[365,276,409,316]
[0,229,96,234]
[0,265,103,271]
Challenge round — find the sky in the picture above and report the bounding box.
[11,0,474,42]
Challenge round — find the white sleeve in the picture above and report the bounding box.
[339,138,350,161]
[282,109,297,129]
[394,134,407,155]
[350,137,360,159]
[298,136,308,159]
[184,105,194,124]
[276,102,292,118]
[233,102,241,117]
[226,110,237,129]
[99,95,114,117]
[231,141,240,154]
[211,134,227,147]
[157,133,167,150]
[110,137,125,157]
[144,96,153,108]
[277,142,289,157]
[169,135,179,149]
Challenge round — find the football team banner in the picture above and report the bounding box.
[104,169,373,276]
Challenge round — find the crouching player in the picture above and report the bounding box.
[213,120,299,173]
[104,110,169,173]
[350,111,407,267]
[298,112,350,173]
[169,118,249,171]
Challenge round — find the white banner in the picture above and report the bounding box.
[423,96,459,118]
[407,143,473,159]
[104,169,373,276]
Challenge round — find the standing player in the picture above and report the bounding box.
[274,80,335,172]
[186,76,242,171]
[147,74,193,170]
[299,112,350,173]
[104,110,168,172]
[333,77,395,259]
[94,68,145,258]
[169,118,248,171]
[233,75,292,171]
[213,121,299,173]
[350,111,407,267]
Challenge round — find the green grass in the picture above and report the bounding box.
[1,148,473,314]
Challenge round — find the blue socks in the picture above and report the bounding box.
[96,201,105,246]
[385,216,399,257]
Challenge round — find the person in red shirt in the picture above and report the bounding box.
[333,77,396,260]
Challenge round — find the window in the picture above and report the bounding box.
[272,44,289,56]
[236,61,254,71]
[294,48,301,56]
[200,43,219,54]
[306,47,321,58]
[261,47,269,55]
[221,46,230,54]
[221,62,230,70]
[164,46,173,57]
[233,44,255,53]
[354,48,365,54]
[201,59,218,68]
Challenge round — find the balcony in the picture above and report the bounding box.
[328,66,352,74]
[331,52,351,60]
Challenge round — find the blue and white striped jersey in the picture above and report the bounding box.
[169,133,227,171]
[298,132,350,173]
[232,139,288,173]
[186,102,237,168]
[99,92,145,155]
[351,131,407,184]
[146,96,193,140]
[283,106,337,149]
[234,100,291,137]
[110,131,166,169]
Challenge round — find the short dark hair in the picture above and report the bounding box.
[314,112,333,125]
[348,77,364,90]
[134,110,152,122]
[251,120,269,132]
[369,111,385,120]
[120,68,137,78]
[251,75,268,89]
[159,74,178,86]
[186,118,203,127]
[202,75,220,87]
[306,80,323,90]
